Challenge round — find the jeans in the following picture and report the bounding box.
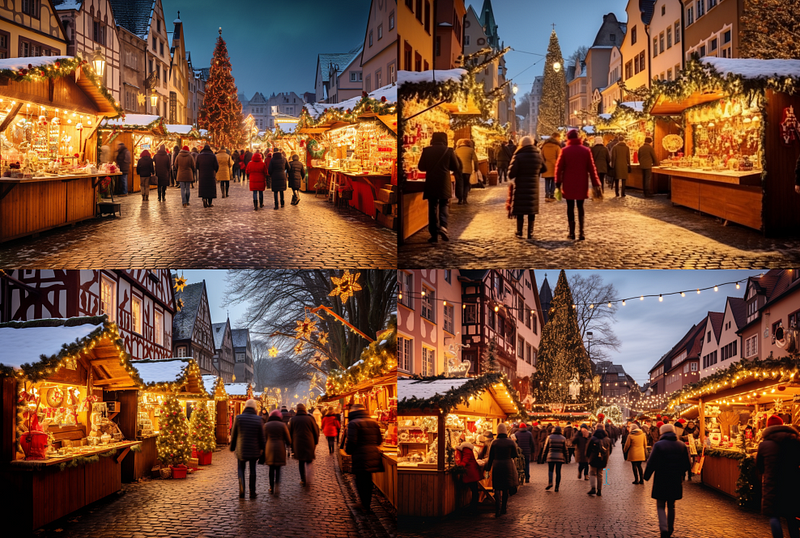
[568,447,575,463]
[355,471,373,511]
[566,199,585,236]
[268,465,281,490]
[180,182,191,204]
[578,462,589,477]
[589,466,603,493]
[326,436,336,454]
[233,166,240,180]
[544,177,555,198]
[292,188,300,204]
[632,461,643,483]
[298,460,311,483]
[497,163,508,182]
[656,499,675,534]
[428,199,449,239]
[771,516,800,538]
[221,180,230,197]
[456,172,471,202]
[140,176,150,199]
[253,190,263,206]
[120,173,128,195]
[274,190,284,207]
[548,461,563,487]
[522,454,531,481]
[237,458,257,495]
[158,185,167,200]
[642,168,652,196]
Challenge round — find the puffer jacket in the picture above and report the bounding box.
[345,409,384,473]
[514,428,534,457]
[508,144,546,216]
[216,150,233,182]
[289,410,319,461]
[756,424,800,517]
[540,138,561,178]
[555,138,601,200]
[586,429,612,469]
[268,153,290,192]
[591,143,611,174]
[322,414,340,438]
[288,158,305,190]
[229,407,265,461]
[624,428,648,462]
[454,140,479,175]
[574,430,591,463]
[154,147,172,187]
[644,431,692,501]
[417,133,460,200]
[542,433,568,463]
[263,415,291,466]
[246,153,268,191]
[487,434,518,490]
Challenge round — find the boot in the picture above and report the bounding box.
[239,483,245,499]
[568,213,576,240]
[516,218,523,238]
[579,214,585,241]
[202,199,208,208]
[495,497,502,518]
[254,200,259,211]
[527,217,534,239]
[587,488,596,495]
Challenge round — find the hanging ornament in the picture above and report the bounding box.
[780,106,798,146]
[329,270,362,303]
[174,275,188,293]
[317,331,329,345]
[293,341,304,355]
[269,346,279,358]
[294,315,318,340]
[176,298,184,312]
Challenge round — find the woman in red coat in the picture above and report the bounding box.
[456,441,482,509]
[321,408,341,455]
[246,152,268,210]
[555,130,601,241]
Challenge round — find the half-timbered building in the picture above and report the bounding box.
[171,280,216,376]
[212,319,235,383]
[0,0,68,59]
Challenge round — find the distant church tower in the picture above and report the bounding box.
[479,0,500,50]
[539,274,553,325]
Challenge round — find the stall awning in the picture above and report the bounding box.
[318,369,397,403]
[649,91,726,115]
[100,114,166,135]
[131,358,209,397]
[226,382,254,399]
[165,124,201,138]
[398,374,522,418]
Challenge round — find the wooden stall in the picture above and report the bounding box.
[0,316,144,533]
[648,57,800,235]
[98,114,167,194]
[165,124,202,149]
[225,383,254,431]
[202,375,229,445]
[397,374,524,517]
[0,56,123,242]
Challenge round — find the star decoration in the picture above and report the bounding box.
[136,92,145,106]
[329,270,361,303]
[269,346,279,358]
[294,316,318,340]
[294,342,304,355]
[174,276,188,293]
[312,352,324,366]
[317,331,328,345]
[176,298,184,312]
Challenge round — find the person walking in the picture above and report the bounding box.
[756,415,800,538]
[541,426,568,492]
[564,422,575,463]
[321,408,341,454]
[496,141,511,183]
[540,133,562,201]
[508,135,546,240]
[455,438,482,510]
[268,150,290,210]
[513,421,534,483]
[190,147,200,187]
[196,144,218,208]
[154,145,172,202]
[115,141,131,196]
[169,145,180,187]
[216,147,233,198]
[586,423,612,496]
[638,136,659,197]
[174,146,196,207]
[263,409,291,495]
[345,403,383,513]
[488,143,497,173]
[454,139,478,204]
[555,129,602,241]
[574,424,591,480]
[229,399,265,499]
[246,153,268,210]
[591,137,611,193]
[610,134,631,197]
[486,423,518,517]
[135,149,155,202]
[417,132,460,243]
[289,403,319,486]
[624,423,649,485]
[288,154,305,206]
[643,423,693,538]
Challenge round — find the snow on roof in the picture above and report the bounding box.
[303,84,397,119]
[703,57,800,80]
[132,359,187,385]
[599,113,612,120]
[166,124,194,134]
[199,129,208,136]
[399,69,466,86]
[0,321,103,370]
[202,375,219,395]
[102,114,160,127]
[226,382,251,396]
[0,56,74,71]
[398,378,471,401]
[619,101,644,112]
[52,0,82,11]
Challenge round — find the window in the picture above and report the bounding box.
[699,44,706,57]
[625,60,633,80]
[444,270,451,284]
[465,34,470,46]
[691,362,698,372]
[710,38,718,51]
[444,304,454,334]
[378,24,383,40]
[415,0,422,21]
[667,68,673,81]
[0,31,8,59]
[132,296,143,334]
[464,304,477,324]
[398,273,412,309]
[687,5,694,26]
[639,51,646,73]
[160,41,164,57]
[21,0,38,17]
[421,287,435,322]
[376,68,382,88]
[707,331,712,343]
[388,61,396,84]
[659,32,665,54]
[697,0,705,17]
[154,310,164,346]
[93,19,105,46]
[790,309,800,329]
[369,30,373,47]
[526,343,532,364]
[675,21,681,43]
[525,306,532,329]
[517,337,525,359]
[497,315,505,337]
[405,0,413,9]
[236,352,246,363]
[169,91,177,123]
[424,1,431,33]
[662,4,666,16]
[684,364,690,373]
[414,51,422,72]
[631,25,638,45]
[100,276,116,322]
[422,347,435,376]
[157,19,161,33]
[152,36,157,50]
[488,309,495,330]
[745,334,758,358]
[177,346,187,357]
[709,0,717,8]
[723,30,731,44]
[653,37,658,58]
[389,11,395,30]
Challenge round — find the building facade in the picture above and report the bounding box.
[663,318,704,396]
[0,0,67,59]
[683,0,743,61]
[699,297,746,378]
[327,47,363,104]
[212,319,235,383]
[650,0,683,82]
[433,0,465,71]
[167,12,188,124]
[601,46,624,114]
[172,281,216,375]
[362,0,397,92]
[619,0,656,94]
[738,270,800,363]
[398,0,432,73]
[231,329,254,384]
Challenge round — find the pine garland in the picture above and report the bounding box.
[297,94,396,131]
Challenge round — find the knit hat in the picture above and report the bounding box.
[580,424,589,430]
[269,409,282,418]
[595,423,605,430]
[656,421,664,429]
[567,129,579,140]
[182,146,190,151]
[597,413,605,422]
[296,403,307,413]
[553,426,562,435]
[660,424,675,435]
[766,415,784,427]
[678,418,686,425]
[519,423,527,429]
[594,136,604,145]
[631,424,641,431]
[497,423,507,435]
[245,399,258,410]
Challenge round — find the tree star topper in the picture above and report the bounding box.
[329,270,362,303]
[294,316,318,340]
[174,275,188,293]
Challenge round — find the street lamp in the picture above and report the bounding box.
[91,48,106,78]
[150,90,158,109]
[512,84,519,95]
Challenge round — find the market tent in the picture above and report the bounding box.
[398,374,523,418]
[100,114,166,135]
[226,382,253,398]
[318,369,397,403]
[130,358,209,397]
[165,124,201,138]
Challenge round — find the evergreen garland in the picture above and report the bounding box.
[481,339,500,374]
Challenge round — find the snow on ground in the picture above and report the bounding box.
[398,378,471,401]
[0,322,103,370]
[398,69,466,86]
[704,57,800,79]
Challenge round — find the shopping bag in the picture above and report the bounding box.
[305,461,315,484]
[692,446,705,475]
[149,176,158,186]
[554,187,563,201]
[470,170,479,186]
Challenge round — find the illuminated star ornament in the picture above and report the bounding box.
[329,270,362,303]
[294,316,318,340]
[269,346,279,358]
[176,298,184,312]
[174,275,188,293]
[317,331,329,345]
[293,341,304,355]
[312,352,324,366]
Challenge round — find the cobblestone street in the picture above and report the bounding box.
[400,442,781,538]
[34,441,395,538]
[399,181,800,269]
[0,181,396,269]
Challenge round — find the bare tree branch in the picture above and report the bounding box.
[568,273,621,363]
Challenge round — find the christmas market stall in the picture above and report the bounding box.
[202,375,229,445]
[0,56,124,242]
[164,124,202,149]
[0,316,144,533]
[666,355,800,508]
[647,57,800,235]
[98,114,167,194]
[397,372,527,517]
[225,382,254,429]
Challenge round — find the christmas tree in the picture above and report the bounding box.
[532,270,594,404]
[156,394,191,467]
[537,30,567,138]
[189,404,215,454]
[198,28,245,148]
[739,0,800,59]
[481,339,500,374]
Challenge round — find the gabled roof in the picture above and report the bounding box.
[727,297,748,329]
[231,329,250,349]
[639,0,656,25]
[108,0,156,40]
[172,281,204,341]
[212,321,229,350]
[708,311,724,342]
[340,46,364,74]
[316,47,362,88]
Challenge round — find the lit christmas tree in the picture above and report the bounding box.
[198,28,245,148]
[532,270,594,404]
[481,338,500,374]
[739,0,800,59]
[189,404,215,454]
[537,29,567,138]
[156,394,191,467]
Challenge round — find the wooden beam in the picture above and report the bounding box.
[93,376,134,386]
[698,397,705,445]
[115,446,131,464]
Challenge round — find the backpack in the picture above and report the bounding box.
[590,437,608,467]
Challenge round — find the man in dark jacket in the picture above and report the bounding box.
[496,141,512,182]
[115,142,131,195]
[268,151,290,210]
[586,424,612,496]
[289,403,319,486]
[756,415,800,538]
[514,423,534,483]
[196,144,219,208]
[644,424,692,538]
[638,137,659,197]
[574,425,591,480]
[154,146,172,202]
[288,154,305,205]
[591,137,611,193]
[345,404,383,513]
[230,399,265,498]
[417,132,460,243]
[563,423,575,463]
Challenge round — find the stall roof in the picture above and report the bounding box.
[398,378,470,401]
[101,114,161,128]
[318,369,397,403]
[226,382,253,397]
[304,84,398,119]
[399,69,466,86]
[165,124,198,136]
[202,375,218,395]
[0,321,103,371]
[703,57,800,79]
[132,358,209,397]
[398,374,522,416]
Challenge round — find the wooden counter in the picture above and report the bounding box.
[398,467,468,517]
[700,452,760,502]
[373,449,397,508]
[0,172,122,242]
[122,435,157,482]
[625,164,670,194]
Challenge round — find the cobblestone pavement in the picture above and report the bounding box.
[400,442,782,538]
[0,181,396,269]
[399,181,800,269]
[35,440,395,538]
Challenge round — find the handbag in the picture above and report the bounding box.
[149,176,158,185]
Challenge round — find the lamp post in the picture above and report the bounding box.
[150,90,158,110]
[91,48,106,79]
